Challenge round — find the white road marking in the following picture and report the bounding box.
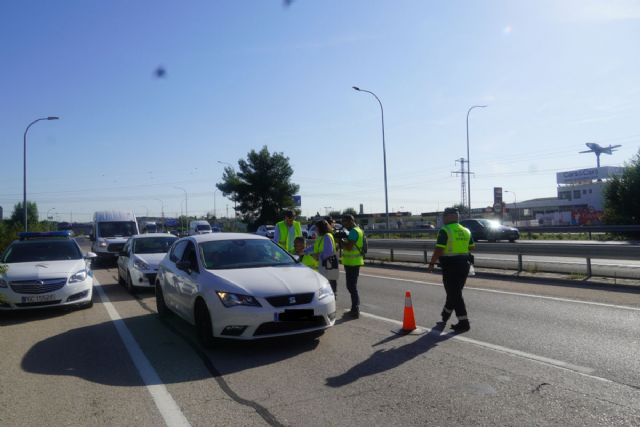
[94,278,191,427]
[359,273,640,312]
[356,310,615,383]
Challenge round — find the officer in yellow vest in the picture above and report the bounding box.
[427,207,475,332]
[341,214,365,318]
[273,210,302,253]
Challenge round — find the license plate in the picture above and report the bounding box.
[21,294,57,303]
[278,309,314,321]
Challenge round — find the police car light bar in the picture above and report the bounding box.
[18,231,72,240]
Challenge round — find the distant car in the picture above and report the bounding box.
[189,220,212,235]
[306,225,317,240]
[459,219,520,242]
[0,231,96,310]
[117,233,178,293]
[155,233,336,346]
[255,225,275,238]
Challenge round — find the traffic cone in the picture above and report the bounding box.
[402,291,417,331]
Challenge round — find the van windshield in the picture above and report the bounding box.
[196,224,211,231]
[98,221,138,237]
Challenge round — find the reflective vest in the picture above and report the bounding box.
[276,220,302,253]
[313,233,336,259]
[342,226,364,266]
[300,254,318,270]
[441,223,472,256]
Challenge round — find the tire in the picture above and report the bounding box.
[155,282,171,318]
[195,300,216,349]
[126,272,138,294]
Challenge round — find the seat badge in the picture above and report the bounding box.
[289,296,296,305]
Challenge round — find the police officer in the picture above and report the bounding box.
[273,210,302,253]
[340,214,365,318]
[427,207,475,332]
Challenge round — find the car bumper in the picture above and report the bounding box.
[129,267,158,288]
[209,296,337,340]
[0,278,94,310]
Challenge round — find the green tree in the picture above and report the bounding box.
[342,207,358,216]
[216,146,299,230]
[10,201,39,228]
[603,150,640,226]
[328,210,342,219]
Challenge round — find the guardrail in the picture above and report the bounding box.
[367,239,640,279]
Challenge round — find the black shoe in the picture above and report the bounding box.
[347,308,360,319]
[451,320,470,332]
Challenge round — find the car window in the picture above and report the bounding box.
[133,237,177,254]
[97,221,138,237]
[170,240,188,263]
[199,239,295,270]
[181,242,199,272]
[2,240,83,263]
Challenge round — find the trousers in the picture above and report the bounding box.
[440,256,470,319]
[343,265,360,310]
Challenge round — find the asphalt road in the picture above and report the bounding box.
[1,245,639,426]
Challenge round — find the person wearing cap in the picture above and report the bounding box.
[340,214,365,318]
[427,207,475,332]
[274,210,302,253]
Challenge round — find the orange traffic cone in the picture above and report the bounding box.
[402,291,417,331]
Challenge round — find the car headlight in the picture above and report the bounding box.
[98,239,108,248]
[0,278,8,288]
[318,283,333,300]
[216,291,261,307]
[134,259,150,271]
[69,270,88,283]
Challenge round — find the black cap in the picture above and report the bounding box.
[443,207,459,215]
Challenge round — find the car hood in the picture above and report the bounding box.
[102,237,130,244]
[2,259,86,281]
[133,253,166,267]
[208,265,327,297]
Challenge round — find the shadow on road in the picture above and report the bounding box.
[0,305,82,326]
[325,322,455,388]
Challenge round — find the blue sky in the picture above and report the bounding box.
[1,0,639,221]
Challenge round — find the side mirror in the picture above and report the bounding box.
[176,260,191,272]
[85,252,97,259]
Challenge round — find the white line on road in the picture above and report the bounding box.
[360,273,640,312]
[356,310,616,384]
[94,278,191,427]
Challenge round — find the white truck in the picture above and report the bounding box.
[91,211,139,261]
[189,220,212,235]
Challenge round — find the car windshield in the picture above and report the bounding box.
[98,221,138,237]
[199,239,296,270]
[477,219,501,228]
[133,237,177,254]
[2,240,82,263]
[196,224,211,231]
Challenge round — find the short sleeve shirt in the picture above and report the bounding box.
[436,225,475,249]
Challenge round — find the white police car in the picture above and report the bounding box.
[0,231,96,310]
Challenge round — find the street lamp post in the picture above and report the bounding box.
[23,116,59,231]
[213,189,218,219]
[505,190,518,226]
[466,105,487,218]
[174,187,188,233]
[46,208,56,231]
[353,86,389,232]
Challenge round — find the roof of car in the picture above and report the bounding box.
[189,232,269,243]
[130,233,177,239]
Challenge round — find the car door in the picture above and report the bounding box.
[163,240,189,313]
[174,241,202,320]
[117,239,132,280]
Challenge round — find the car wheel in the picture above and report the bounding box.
[195,299,215,349]
[509,239,516,243]
[126,272,137,294]
[155,282,171,318]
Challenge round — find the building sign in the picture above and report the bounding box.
[556,167,624,184]
[293,195,301,207]
[493,187,503,205]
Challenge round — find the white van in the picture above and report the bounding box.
[91,211,139,260]
[189,220,212,235]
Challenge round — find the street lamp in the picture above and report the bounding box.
[23,116,59,231]
[505,190,518,226]
[466,105,486,218]
[46,208,56,231]
[174,187,188,232]
[353,86,389,232]
[213,189,218,219]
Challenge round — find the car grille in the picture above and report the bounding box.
[266,293,315,307]
[145,273,157,284]
[253,316,327,336]
[10,278,67,294]
[107,243,125,253]
[15,300,62,308]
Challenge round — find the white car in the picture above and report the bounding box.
[255,225,275,239]
[155,233,336,346]
[0,232,96,310]
[117,233,177,293]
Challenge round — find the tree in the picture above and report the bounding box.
[603,150,640,226]
[10,201,39,227]
[342,207,358,216]
[328,210,342,219]
[216,146,299,230]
